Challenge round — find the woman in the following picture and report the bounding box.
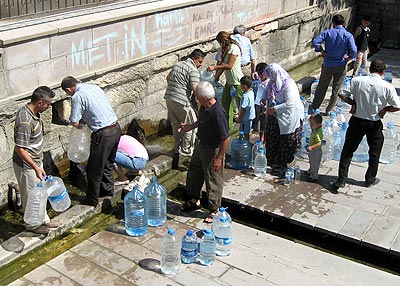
[263,63,304,177]
[207,31,244,129]
[114,120,149,185]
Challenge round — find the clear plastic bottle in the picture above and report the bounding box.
[295,166,301,181]
[181,230,198,264]
[144,176,167,227]
[67,125,91,163]
[301,96,309,119]
[253,149,267,178]
[45,175,71,212]
[328,111,340,132]
[360,65,368,76]
[322,120,334,162]
[24,182,47,226]
[231,131,252,170]
[384,69,393,83]
[284,168,292,186]
[353,136,369,162]
[160,228,181,275]
[332,122,348,162]
[200,70,215,84]
[214,82,224,102]
[336,107,346,124]
[124,185,148,236]
[198,229,216,265]
[380,122,398,164]
[252,139,265,168]
[309,79,319,103]
[212,207,232,256]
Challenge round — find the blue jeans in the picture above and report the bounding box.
[114,151,147,171]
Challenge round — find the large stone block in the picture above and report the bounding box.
[146,70,169,94]
[4,38,50,70]
[151,54,178,72]
[282,0,297,14]
[50,30,92,58]
[161,25,191,50]
[37,56,68,86]
[147,7,192,34]
[88,43,117,72]
[66,50,90,77]
[7,65,39,95]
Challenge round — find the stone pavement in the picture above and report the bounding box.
[8,201,400,286]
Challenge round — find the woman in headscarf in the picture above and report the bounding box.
[263,63,304,177]
[207,31,244,129]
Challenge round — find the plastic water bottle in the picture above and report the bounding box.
[67,125,91,163]
[332,122,348,161]
[198,229,216,265]
[181,230,198,264]
[213,207,232,256]
[384,69,393,83]
[309,79,319,103]
[360,65,368,76]
[251,80,259,96]
[45,175,71,212]
[295,166,301,181]
[380,122,398,164]
[230,86,237,97]
[200,70,215,84]
[252,139,265,167]
[353,135,369,162]
[284,168,292,186]
[336,107,346,124]
[24,182,47,226]
[301,96,309,119]
[322,120,334,162]
[144,176,166,227]
[214,82,224,102]
[231,131,252,170]
[160,228,181,275]
[124,185,148,236]
[253,149,267,177]
[328,111,340,132]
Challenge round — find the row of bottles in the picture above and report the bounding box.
[284,166,301,186]
[124,176,167,236]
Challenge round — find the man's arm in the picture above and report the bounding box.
[379,106,400,118]
[14,146,46,180]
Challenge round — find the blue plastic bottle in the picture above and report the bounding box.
[384,69,393,83]
[300,96,309,119]
[309,79,319,103]
[198,229,216,265]
[214,82,224,102]
[212,207,233,256]
[124,185,148,236]
[230,131,252,170]
[284,168,292,186]
[144,176,167,227]
[181,230,198,264]
[322,120,334,162]
[230,86,237,97]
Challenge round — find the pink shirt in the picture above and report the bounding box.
[118,135,149,160]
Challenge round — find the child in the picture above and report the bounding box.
[307,114,323,182]
[252,63,269,144]
[352,15,371,77]
[235,76,256,140]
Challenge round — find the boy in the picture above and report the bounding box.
[306,114,323,182]
[252,63,269,144]
[235,76,255,140]
[352,15,371,77]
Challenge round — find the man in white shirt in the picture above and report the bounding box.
[332,59,400,193]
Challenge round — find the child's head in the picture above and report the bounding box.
[240,75,252,91]
[309,113,323,130]
[362,15,371,27]
[256,62,268,81]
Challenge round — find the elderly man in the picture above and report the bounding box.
[13,86,57,235]
[179,81,230,223]
[61,76,121,207]
[231,25,257,79]
[165,49,207,169]
[332,59,400,193]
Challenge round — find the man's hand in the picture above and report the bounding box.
[379,108,387,118]
[34,166,46,181]
[178,123,190,133]
[213,157,223,172]
[207,65,216,72]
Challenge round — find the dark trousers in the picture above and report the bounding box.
[86,123,121,205]
[337,116,384,185]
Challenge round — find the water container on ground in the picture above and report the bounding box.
[328,111,340,132]
[124,185,148,236]
[353,135,369,162]
[181,230,198,264]
[160,228,181,275]
[144,176,167,227]
[284,168,292,186]
[67,125,91,163]
[322,120,334,162]
[301,96,309,119]
[380,122,398,164]
[230,131,252,170]
[253,149,267,177]
[252,139,265,168]
[214,82,224,102]
[212,207,232,256]
[198,229,216,265]
[24,182,47,226]
[336,107,346,124]
[45,175,71,212]
[332,122,348,161]
[309,79,319,103]
[384,69,393,83]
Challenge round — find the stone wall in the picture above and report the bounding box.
[0,0,356,206]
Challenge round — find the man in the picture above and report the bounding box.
[332,59,400,193]
[179,81,230,223]
[352,15,371,77]
[231,25,257,79]
[165,49,206,169]
[311,14,357,114]
[13,86,57,235]
[61,76,121,207]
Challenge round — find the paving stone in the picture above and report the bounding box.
[120,262,179,286]
[346,187,400,209]
[362,215,400,251]
[223,174,264,204]
[267,264,333,286]
[7,278,34,285]
[290,197,334,229]
[384,206,400,219]
[220,268,274,286]
[174,268,226,286]
[337,210,377,243]
[24,264,80,285]
[315,203,354,236]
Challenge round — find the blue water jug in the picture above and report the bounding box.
[45,175,71,212]
[214,82,224,102]
[230,131,252,169]
[384,69,393,83]
[181,230,198,264]
[144,176,167,227]
[212,207,232,256]
[124,185,148,236]
[230,86,237,97]
[198,229,216,265]
[310,79,319,103]
[301,96,309,118]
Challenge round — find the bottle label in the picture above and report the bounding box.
[48,189,67,202]
[130,208,144,217]
[215,236,232,245]
[181,249,198,257]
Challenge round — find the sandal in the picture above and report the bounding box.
[203,210,218,224]
[180,200,201,212]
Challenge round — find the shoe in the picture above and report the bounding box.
[333,180,345,188]
[99,191,114,198]
[80,198,98,207]
[180,200,201,212]
[43,221,59,228]
[330,185,339,194]
[31,225,50,235]
[203,210,218,224]
[114,180,129,186]
[101,198,112,214]
[305,177,318,183]
[365,178,380,188]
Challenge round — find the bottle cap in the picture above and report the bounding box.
[37,182,43,187]
[202,229,212,235]
[186,230,194,236]
[167,228,175,235]
[219,207,227,212]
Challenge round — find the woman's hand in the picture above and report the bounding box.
[207,65,216,72]
[267,106,275,115]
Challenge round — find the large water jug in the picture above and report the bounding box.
[252,139,265,168]
[67,125,91,163]
[198,229,216,266]
[384,69,393,83]
[328,111,340,132]
[124,185,148,236]
[336,107,346,124]
[144,176,166,227]
[160,227,181,275]
[338,76,352,112]
[200,70,215,84]
[353,136,369,162]
[45,175,71,212]
[332,122,348,161]
[181,230,198,264]
[380,122,398,164]
[298,120,312,159]
[212,207,232,256]
[24,182,47,226]
[214,82,224,102]
[301,96,309,119]
[230,131,252,170]
[253,149,267,177]
[309,79,319,103]
[322,120,334,162]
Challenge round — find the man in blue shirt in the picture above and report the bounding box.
[231,25,257,79]
[311,14,357,114]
